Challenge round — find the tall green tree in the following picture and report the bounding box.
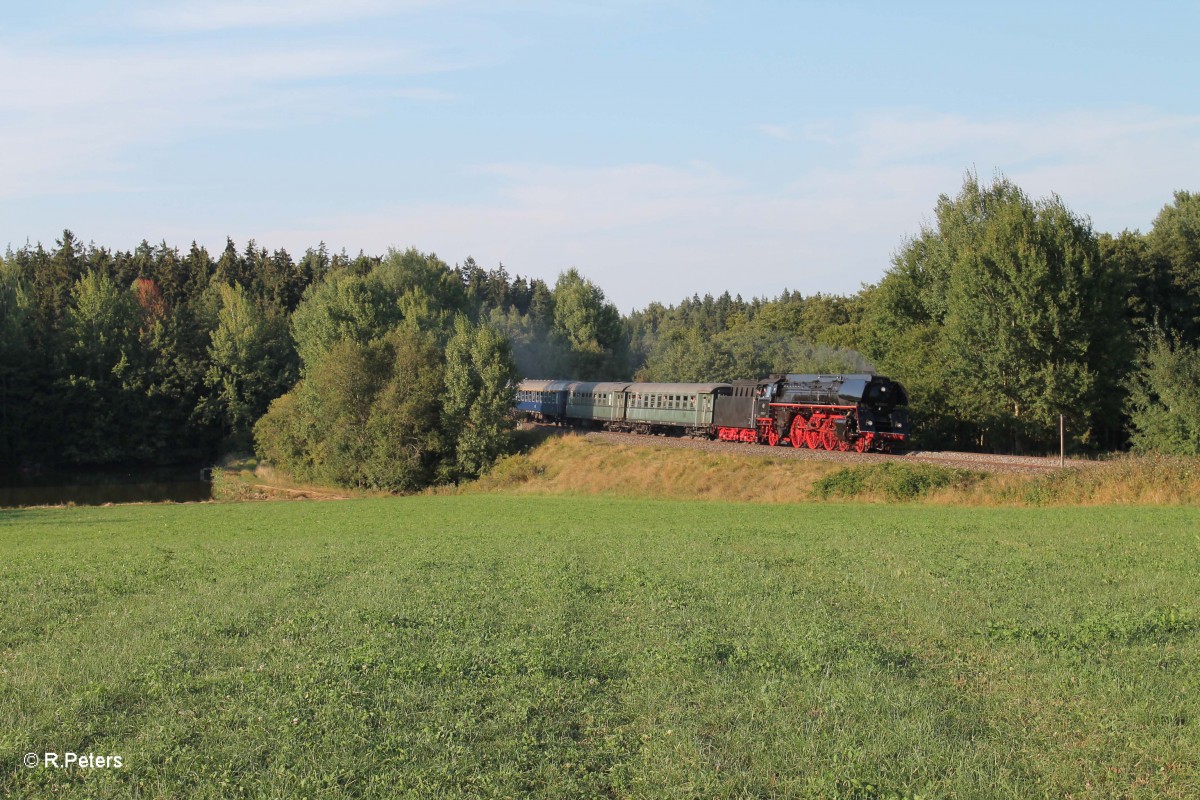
[1145,190,1200,343]
[361,331,449,490]
[290,270,403,375]
[204,283,297,448]
[56,271,143,464]
[552,268,626,378]
[863,175,1129,452]
[1125,335,1200,455]
[442,316,519,479]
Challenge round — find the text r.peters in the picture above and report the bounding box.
[27,752,124,769]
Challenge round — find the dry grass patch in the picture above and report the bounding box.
[469,434,1200,507]
[470,435,897,503]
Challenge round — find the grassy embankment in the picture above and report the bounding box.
[464,433,1200,506]
[210,429,1200,507]
[3,496,1198,798]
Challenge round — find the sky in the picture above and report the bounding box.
[3,1,1199,312]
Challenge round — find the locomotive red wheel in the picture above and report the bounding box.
[767,425,781,447]
[804,419,823,449]
[854,434,872,453]
[790,415,808,448]
[820,428,840,451]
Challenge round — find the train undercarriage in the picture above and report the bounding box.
[714,404,901,453]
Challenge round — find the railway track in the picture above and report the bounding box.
[536,427,1097,475]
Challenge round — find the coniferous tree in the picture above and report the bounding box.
[0,262,34,477]
[56,271,143,464]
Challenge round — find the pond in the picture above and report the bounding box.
[0,467,212,507]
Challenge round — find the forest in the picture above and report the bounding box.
[2,175,1199,489]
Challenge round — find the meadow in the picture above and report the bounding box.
[2,496,1198,798]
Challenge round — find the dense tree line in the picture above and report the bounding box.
[628,290,870,383]
[0,234,621,485]
[3,175,1198,488]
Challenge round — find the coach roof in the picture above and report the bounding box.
[625,382,731,394]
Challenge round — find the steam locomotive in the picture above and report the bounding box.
[516,373,909,452]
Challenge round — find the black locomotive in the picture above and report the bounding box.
[712,373,908,452]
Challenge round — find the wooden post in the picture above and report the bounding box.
[1059,414,1065,468]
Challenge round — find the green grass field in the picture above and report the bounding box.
[2,496,1198,798]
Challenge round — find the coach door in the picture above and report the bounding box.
[613,390,628,423]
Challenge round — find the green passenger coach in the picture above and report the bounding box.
[564,382,629,424]
[537,380,732,437]
[618,382,731,436]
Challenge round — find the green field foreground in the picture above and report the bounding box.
[2,497,1198,799]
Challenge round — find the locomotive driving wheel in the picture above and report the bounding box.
[804,417,823,450]
[766,425,781,447]
[820,427,840,451]
[789,415,808,448]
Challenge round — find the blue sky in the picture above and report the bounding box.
[3,1,1198,311]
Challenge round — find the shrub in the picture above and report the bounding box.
[810,462,982,501]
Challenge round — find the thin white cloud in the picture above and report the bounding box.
[756,124,791,141]
[0,39,455,201]
[249,107,1200,310]
[138,0,426,31]
[847,109,1200,170]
